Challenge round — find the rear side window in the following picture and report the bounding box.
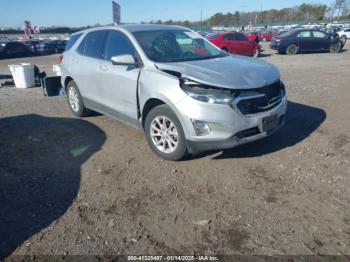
[104,31,136,60]
[78,31,108,59]
[65,33,82,51]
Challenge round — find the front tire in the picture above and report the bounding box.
[330,42,342,53]
[253,49,260,58]
[286,44,298,55]
[66,80,90,117]
[144,104,187,161]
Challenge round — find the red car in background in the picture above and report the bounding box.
[207,32,262,57]
[258,31,276,42]
[245,32,260,43]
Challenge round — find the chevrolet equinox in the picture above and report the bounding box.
[61,24,287,161]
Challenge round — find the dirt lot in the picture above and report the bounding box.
[0,42,350,258]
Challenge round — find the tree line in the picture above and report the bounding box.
[146,1,350,27]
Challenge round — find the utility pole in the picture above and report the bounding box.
[200,8,203,34]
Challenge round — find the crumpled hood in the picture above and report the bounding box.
[155,55,280,89]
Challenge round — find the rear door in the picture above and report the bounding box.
[73,30,108,102]
[223,33,241,54]
[296,30,313,51]
[98,30,141,122]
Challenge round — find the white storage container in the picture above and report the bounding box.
[8,63,35,88]
[52,64,62,76]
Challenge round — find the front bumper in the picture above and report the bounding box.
[175,93,288,154]
[187,114,285,154]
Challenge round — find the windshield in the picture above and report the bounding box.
[132,29,228,63]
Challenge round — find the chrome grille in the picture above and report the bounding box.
[236,81,284,115]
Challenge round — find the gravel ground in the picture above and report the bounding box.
[0,42,350,258]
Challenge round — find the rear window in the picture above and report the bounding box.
[65,33,82,51]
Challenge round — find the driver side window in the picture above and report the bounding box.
[224,34,237,41]
[313,31,326,38]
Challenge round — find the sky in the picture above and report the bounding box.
[0,0,334,28]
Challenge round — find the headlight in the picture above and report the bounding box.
[180,78,238,105]
[0,43,5,47]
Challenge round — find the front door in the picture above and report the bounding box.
[236,33,254,56]
[311,31,330,51]
[223,33,241,55]
[98,30,141,122]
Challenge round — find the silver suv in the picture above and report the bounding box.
[61,25,287,161]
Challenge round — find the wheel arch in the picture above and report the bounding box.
[141,98,166,128]
[140,96,189,137]
[64,76,74,90]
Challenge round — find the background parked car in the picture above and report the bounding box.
[207,32,262,57]
[245,32,260,43]
[26,40,67,55]
[338,28,350,43]
[258,31,276,42]
[0,40,29,58]
[270,29,344,55]
[51,40,67,53]
[22,40,40,55]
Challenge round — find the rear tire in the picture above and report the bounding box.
[144,104,187,161]
[286,44,298,55]
[66,80,90,117]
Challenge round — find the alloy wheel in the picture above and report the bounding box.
[150,116,179,154]
[68,86,80,112]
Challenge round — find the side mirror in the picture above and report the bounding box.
[111,55,138,66]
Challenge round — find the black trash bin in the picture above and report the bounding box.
[41,76,61,97]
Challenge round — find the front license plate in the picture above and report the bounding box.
[262,115,279,132]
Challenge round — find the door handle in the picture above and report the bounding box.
[100,66,108,71]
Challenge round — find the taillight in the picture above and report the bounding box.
[276,38,283,43]
[59,55,64,63]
